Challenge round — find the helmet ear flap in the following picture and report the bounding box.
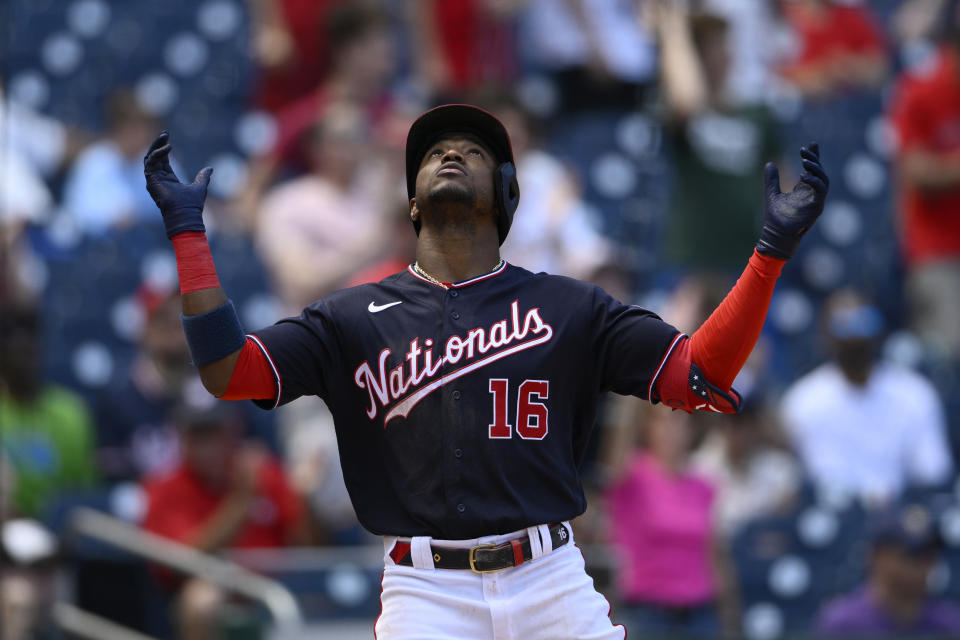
[494,161,519,245]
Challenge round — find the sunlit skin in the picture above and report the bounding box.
[410,134,502,284]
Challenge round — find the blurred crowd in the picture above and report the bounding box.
[3,0,960,638]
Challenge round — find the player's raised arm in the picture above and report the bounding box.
[143,132,247,397]
[654,143,830,412]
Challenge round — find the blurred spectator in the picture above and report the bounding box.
[521,0,657,113]
[255,102,394,312]
[889,4,960,359]
[892,0,951,51]
[654,6,782,273]
[483,91,613,279]
[1,143,53,303]
[406,0,521,102]
[0,304,97,518]
[0,304,91,640]
[142,403,307,640]
[778,0,888,98]
[94,286,195,483]
[690,393,801,539]
[276,396,371,546]
[0,516,59,640]
[0,144,52,232]
[249,0,339,114]
[700,0,789,105]
[346,203,419,286]
[239,2,400,222]
[601,402,736,637]
[816,502,960,637]
[268,1,397,158]
[0,452,13,522]
[781,289,953,504]
[0,79,88,182]
[62,89,161,235]
[0,81,70,302]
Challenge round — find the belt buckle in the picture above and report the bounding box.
[468,543,499,573]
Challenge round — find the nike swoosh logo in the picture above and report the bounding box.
[368,300,403,313]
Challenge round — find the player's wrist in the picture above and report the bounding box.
[181,300,246,367]
[756,224,800,260]
[161,205,206,239]
[749,248,786,277]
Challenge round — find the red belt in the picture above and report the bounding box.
[389,523,570,573]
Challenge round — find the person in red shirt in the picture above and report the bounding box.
[406,0,520,102]
[889,4,960,359]
[142,404,307,640]
[236,3,399,226]
[249,0,338,115]
[779,0,888,97]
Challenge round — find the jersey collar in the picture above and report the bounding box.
[407,261,509,289]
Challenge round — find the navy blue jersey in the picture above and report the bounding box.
[250,263,679,539]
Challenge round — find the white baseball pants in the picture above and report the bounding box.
[375,523,626,640]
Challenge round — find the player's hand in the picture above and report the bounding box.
[756,142,829,260]
[143,131,213,238]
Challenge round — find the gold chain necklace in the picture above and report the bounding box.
[413,259,504,289]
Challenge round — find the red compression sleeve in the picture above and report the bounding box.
[220,338,277,400]
[171,231,221,294]
[688,250,785,390]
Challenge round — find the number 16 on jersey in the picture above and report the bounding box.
[488,378,549,440]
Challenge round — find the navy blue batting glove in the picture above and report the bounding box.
[756,142,829,260]
[143,131,213,239]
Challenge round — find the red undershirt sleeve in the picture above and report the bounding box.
[654,250,785,412]
[219,338,277,400]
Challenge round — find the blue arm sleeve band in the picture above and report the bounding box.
[180,300,246,367]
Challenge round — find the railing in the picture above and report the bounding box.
[66,507,304,637]
[53,602,161,640]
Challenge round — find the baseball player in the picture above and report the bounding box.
[144,104,829,639]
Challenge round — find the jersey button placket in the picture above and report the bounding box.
[442,289,465,524]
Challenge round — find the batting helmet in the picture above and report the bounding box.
[405,104,520,245]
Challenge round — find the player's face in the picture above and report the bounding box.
[414,134,497,214]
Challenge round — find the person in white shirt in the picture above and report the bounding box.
[781,289,953,504]
[254,102,394,314]
[490,94,613,280]
[692,391,801,539]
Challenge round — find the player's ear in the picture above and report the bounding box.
[410,198,420,223]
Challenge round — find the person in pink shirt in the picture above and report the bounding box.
[602,400,737,637]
